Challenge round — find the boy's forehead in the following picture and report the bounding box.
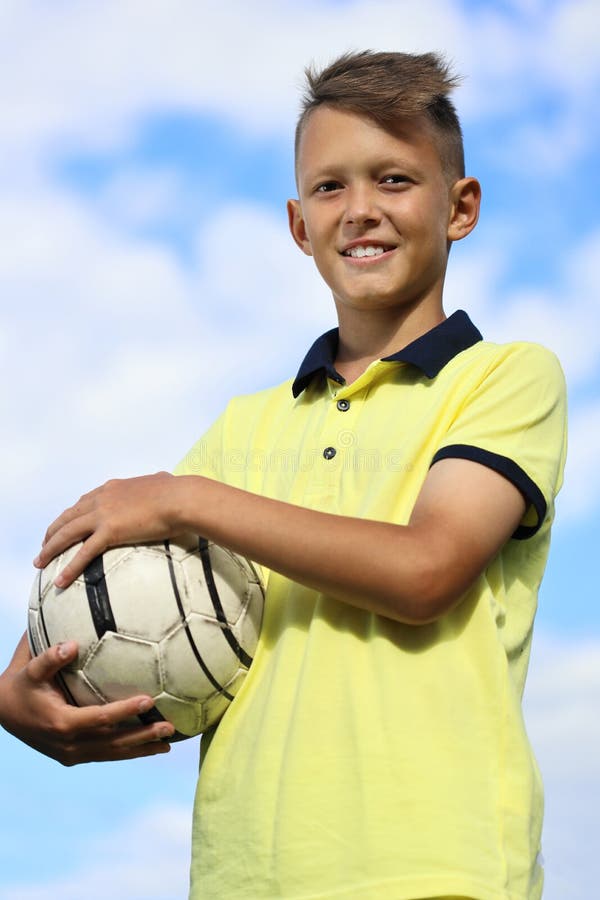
[296,105,443,180]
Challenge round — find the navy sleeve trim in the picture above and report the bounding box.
[430,444,547,540]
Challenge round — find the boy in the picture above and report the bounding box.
[0,51,567,899]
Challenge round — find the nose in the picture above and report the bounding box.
[344,184,381,227]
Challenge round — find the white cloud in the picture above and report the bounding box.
[524,631,600,897]
[0,0,461,158]
[96,166,185,231]
[525,631,600,779]
[545,0,600,87]
[0,553,36,642]
[1,0,598,169]
[448,226,600,388]
[192,203,331,335]
[0,803,192,900]
[556,400,600,523]
[0,182,190,328]
[497,112,588,175]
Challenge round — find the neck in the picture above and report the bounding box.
[334,301,445,384]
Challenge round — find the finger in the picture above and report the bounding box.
[42,498,90,546]
[54,728,174,766]
[52,532,111,588]
[56,709,176,765]
[106,741,172,761]
[120,742,172,759]
[26,641,79,684]
[80,739,172,765]
[35,514,97,572]
[110,720,176,748]
[73,718,175,747]
[27,646,176,738]
[60,693,170,733]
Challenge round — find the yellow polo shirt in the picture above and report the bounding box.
[175,311,567,900]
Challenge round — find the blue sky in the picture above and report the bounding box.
[1,1,599,897]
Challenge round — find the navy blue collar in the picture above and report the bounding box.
[292,310,483,398]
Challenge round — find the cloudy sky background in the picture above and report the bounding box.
[1,0,598,897]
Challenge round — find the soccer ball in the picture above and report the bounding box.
[27,534,264,739]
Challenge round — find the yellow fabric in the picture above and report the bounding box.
[176,335,567,900]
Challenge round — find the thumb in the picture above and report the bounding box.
[27,641,78,684]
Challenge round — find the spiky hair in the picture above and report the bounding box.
[295,50,465,180]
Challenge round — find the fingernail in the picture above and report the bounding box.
[33,555,41,568]
[158,725,172,739]
[54,573,66,588]
[57,641,75,660]
[138,698,153,713]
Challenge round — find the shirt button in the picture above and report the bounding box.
[336,399,350,412]
[323,446,337,460]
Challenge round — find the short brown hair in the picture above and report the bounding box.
[295,50,465,181]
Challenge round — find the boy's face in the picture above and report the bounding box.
[288,106,479,321]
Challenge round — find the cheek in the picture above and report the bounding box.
[304,225,333,263]
[413,207,451,255]
[404,189,451,233]
[300,220,322,255]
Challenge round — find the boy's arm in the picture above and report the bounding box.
[35,457,526,625]
[0,633,174,765]
[1,457,523,764]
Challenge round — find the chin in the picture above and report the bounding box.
[337,289,413,311]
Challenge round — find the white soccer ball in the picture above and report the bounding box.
[27,535,264,739]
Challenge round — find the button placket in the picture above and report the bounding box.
[321,383,364,466]
[322,395,351,459]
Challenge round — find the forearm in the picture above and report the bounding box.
[173,475,443,624]
[37,462,524,626]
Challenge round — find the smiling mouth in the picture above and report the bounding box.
[341,244,395,259]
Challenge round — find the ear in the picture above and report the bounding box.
[447,177,481,243]
[287,199,313,256]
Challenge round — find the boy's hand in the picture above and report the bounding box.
[0,633,174,766]
[33,472,179,589]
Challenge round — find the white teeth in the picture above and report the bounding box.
[345,245,387,258]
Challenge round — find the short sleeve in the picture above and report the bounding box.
[173,410,226,481]
[431,343,568,539]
